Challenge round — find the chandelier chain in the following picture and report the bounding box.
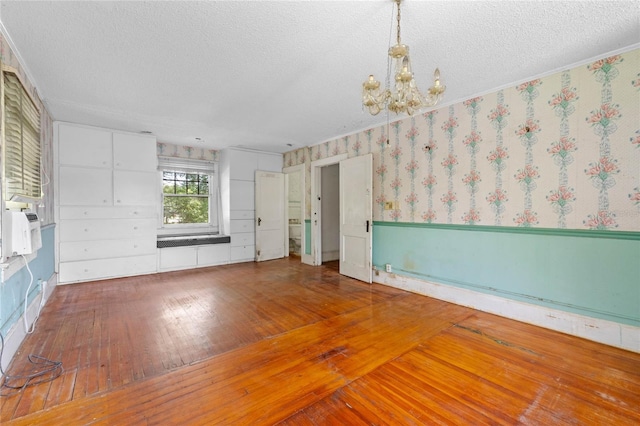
[396,0,402,45]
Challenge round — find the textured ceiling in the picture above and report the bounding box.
[0,1,638,153]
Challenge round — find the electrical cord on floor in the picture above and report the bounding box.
[0,332,64,397]
[0,256,63,396]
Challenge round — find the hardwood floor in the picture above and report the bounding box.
[1,258,638,425]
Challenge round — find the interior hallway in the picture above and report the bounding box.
[1,258,639,424]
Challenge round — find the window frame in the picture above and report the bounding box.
[157,158,219,235]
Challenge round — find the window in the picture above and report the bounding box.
[162,171,209,224]
[2,68,41,201]
[158,157,218,231]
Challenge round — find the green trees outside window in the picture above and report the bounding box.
[162,171,210,224]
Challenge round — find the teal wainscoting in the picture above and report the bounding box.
[373,222,640,327]
[0,225,56,336]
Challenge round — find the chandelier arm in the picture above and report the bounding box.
[362,0,445,116]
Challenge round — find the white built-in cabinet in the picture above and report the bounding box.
[54,122,158,284]
[158,244,230,271]
[222,148,282,263]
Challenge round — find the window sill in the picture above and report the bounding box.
[156,233,230,248]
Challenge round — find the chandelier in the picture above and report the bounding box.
[362,0,445,116]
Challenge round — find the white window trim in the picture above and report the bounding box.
[157,157,220,236]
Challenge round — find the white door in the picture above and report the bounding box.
[339,154,373,283]
[255,171,285,262]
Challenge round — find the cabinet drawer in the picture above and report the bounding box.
[60,238,156,262]
[59,254,157,284]
[231,233,255,247]
[230,245,255,262]
[230,220,254,234]
[60,206,156,220]
[230,210,254,220]
[59,218,156,242]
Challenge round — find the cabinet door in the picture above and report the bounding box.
[230,180,255,210]
[229,150,258,181]
[58,124,112,168]
[114,170,157,206]
[113,133,157,171]
[257,153,283,173]
[197,244,230,266]
[159,247,197,270]
[59,166,113,206]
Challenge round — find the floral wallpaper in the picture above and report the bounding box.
[157,142,219,162]
[284,49,640,232]
[0,33,55,226]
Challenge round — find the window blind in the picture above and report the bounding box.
[3,71,41,200]
[157,156,216,174]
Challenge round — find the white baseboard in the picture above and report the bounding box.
[1,273,57,374]
[374,271,639,353]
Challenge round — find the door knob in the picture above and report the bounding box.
[258,217,262,226]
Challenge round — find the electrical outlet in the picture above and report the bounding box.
[385,263,392,273]
[384,201,395,210]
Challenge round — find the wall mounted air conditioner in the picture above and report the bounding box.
[2,211,42,258]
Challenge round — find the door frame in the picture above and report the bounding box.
[282,164,305,261]
[310,154,347,266]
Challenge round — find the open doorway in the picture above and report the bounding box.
[310,154,372,282]
[321,164,339,265]
[310,154,346,267]
[283,164,304,260]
